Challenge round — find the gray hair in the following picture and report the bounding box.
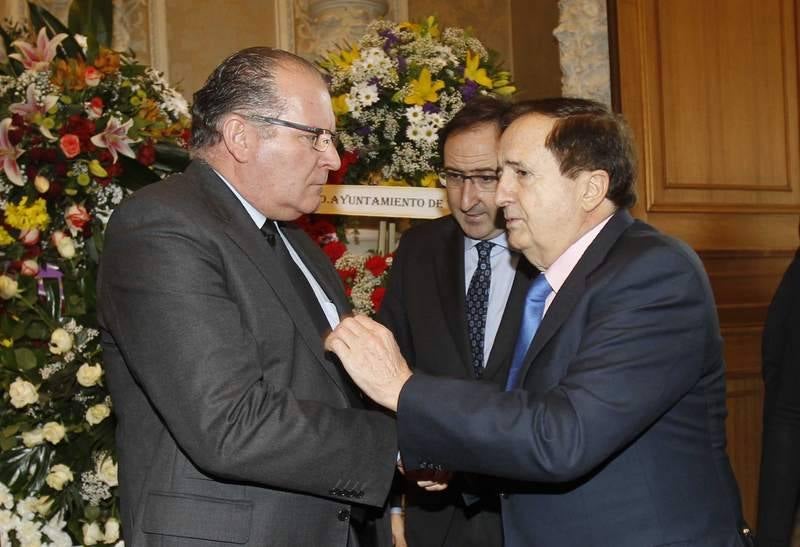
[190,47,322,150]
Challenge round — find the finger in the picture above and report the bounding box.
[325,335,352,359]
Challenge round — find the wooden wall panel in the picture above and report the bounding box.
[615,0,800,529]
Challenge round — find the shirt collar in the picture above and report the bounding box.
[212,168,266,229]
[464,231,512,253]
[544,214,614,293]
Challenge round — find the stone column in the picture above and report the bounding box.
[294,0,389,60]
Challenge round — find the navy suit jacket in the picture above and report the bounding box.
[397,210,747,547]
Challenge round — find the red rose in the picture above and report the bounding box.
[322,241,347,263]
[337,267,357,285]
[59,134,81,158]
[327,151,358,184]
[364,255,389,277]
[370,287,387,312]
[137,143,156,166]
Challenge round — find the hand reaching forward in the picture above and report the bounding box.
[325,315,412,412]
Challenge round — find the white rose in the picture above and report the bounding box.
[51,231,76,259]
[103,517,121,542]
[85,403,111,425]
[34,175,50,193]
[97,455,118,487]
[0,274,20,300]
[20,259,40,277]
[21,428,45,447]
[15,519,42,544]
[76,362,103,387]
[0,482,13,509]
[45,464,73,491]
[9,377,39,408]
[48,328,73,355]
[82,522,104,545]
[33,495,53,515]
[42,422,66,444]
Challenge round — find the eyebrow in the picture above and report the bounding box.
[442,167,498,173]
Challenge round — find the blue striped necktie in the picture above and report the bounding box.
[504,274,552,390]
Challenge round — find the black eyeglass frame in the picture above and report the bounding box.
[246,114,338,152]
[438,169,500,192]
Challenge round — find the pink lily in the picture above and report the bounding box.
[0,118,24,186]
[9,28,68,72]
[90,116,136,163]
[9,84,60,140]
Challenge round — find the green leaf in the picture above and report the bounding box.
[25,321,50,340]
[116,155,161,191]
[69,0,114,51]
[13,348,39,371]
[2,424,21,438]
[27,1,86,61]
[153,142,191,172]
[0,436,16,452]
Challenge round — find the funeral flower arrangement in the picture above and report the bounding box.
[320,16,515,187]
[0,9,190,545]
[295,215,392,315]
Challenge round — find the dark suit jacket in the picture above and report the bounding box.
[396,210,747,547]
[378,216,535,547]
[757,248,800,547]
[97,161,397,546]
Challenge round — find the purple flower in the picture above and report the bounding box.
[356,126,372,137]
[379,30,399,51]
[459,80,480,101]
[422,103,441,114]
[397,56,407,74]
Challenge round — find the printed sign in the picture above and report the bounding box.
[316,185,450,219]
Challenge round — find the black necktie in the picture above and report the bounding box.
[466,241,493,378]
[260,220,332,336]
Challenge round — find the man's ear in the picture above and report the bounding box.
[581,169,609,212]
[220,115,250,163]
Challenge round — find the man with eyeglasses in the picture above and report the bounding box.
[378,96,537,547]
[98,47,397,546]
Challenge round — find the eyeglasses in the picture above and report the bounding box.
[246,114,338,152]
[438,170,499,192]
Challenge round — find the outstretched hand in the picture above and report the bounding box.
[325,315,412,412]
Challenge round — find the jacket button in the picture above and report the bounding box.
[337,509,350,522]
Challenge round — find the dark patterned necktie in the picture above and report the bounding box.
[504,274,552,390]
[466,241,494,378]
[260,220,331,336]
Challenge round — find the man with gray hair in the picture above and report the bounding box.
[98,47,397,546]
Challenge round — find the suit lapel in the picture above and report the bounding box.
[191,163,354,401]
[434,220,473,375]
[483,257,537,380]
[517,210,636,384]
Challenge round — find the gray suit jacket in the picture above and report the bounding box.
[98,161,397,546]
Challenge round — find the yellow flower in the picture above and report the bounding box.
[464,51,493,88]
[0,226,14,246]
[404,68,445,106]
[332,94,350,116]
[4,197,50,231]
[1,338,13,348]
[420,172,439,187]
[89,159,108,178]
[493,84,517,96]
[422,16,440,38]
[328,45,360,71]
